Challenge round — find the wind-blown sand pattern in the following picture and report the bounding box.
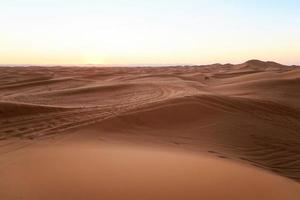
[0,60,300,199]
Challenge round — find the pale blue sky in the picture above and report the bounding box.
[1,0,299,65]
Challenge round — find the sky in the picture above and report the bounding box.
[0,0,300,65]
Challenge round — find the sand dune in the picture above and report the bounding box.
[95,94,300,181]
[1,143,299,200]
[0,60,300,199]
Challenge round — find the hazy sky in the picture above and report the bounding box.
[1,0,300,65]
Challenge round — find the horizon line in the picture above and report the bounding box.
[0,59,299,67]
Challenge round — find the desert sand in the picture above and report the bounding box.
[0,59,300,199]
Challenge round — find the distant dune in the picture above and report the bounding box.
[0,60,300,200]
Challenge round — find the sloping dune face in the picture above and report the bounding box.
[0,61,300,198]
[0,143,299,200]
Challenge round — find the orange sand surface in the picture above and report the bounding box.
[0,60,300,199]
